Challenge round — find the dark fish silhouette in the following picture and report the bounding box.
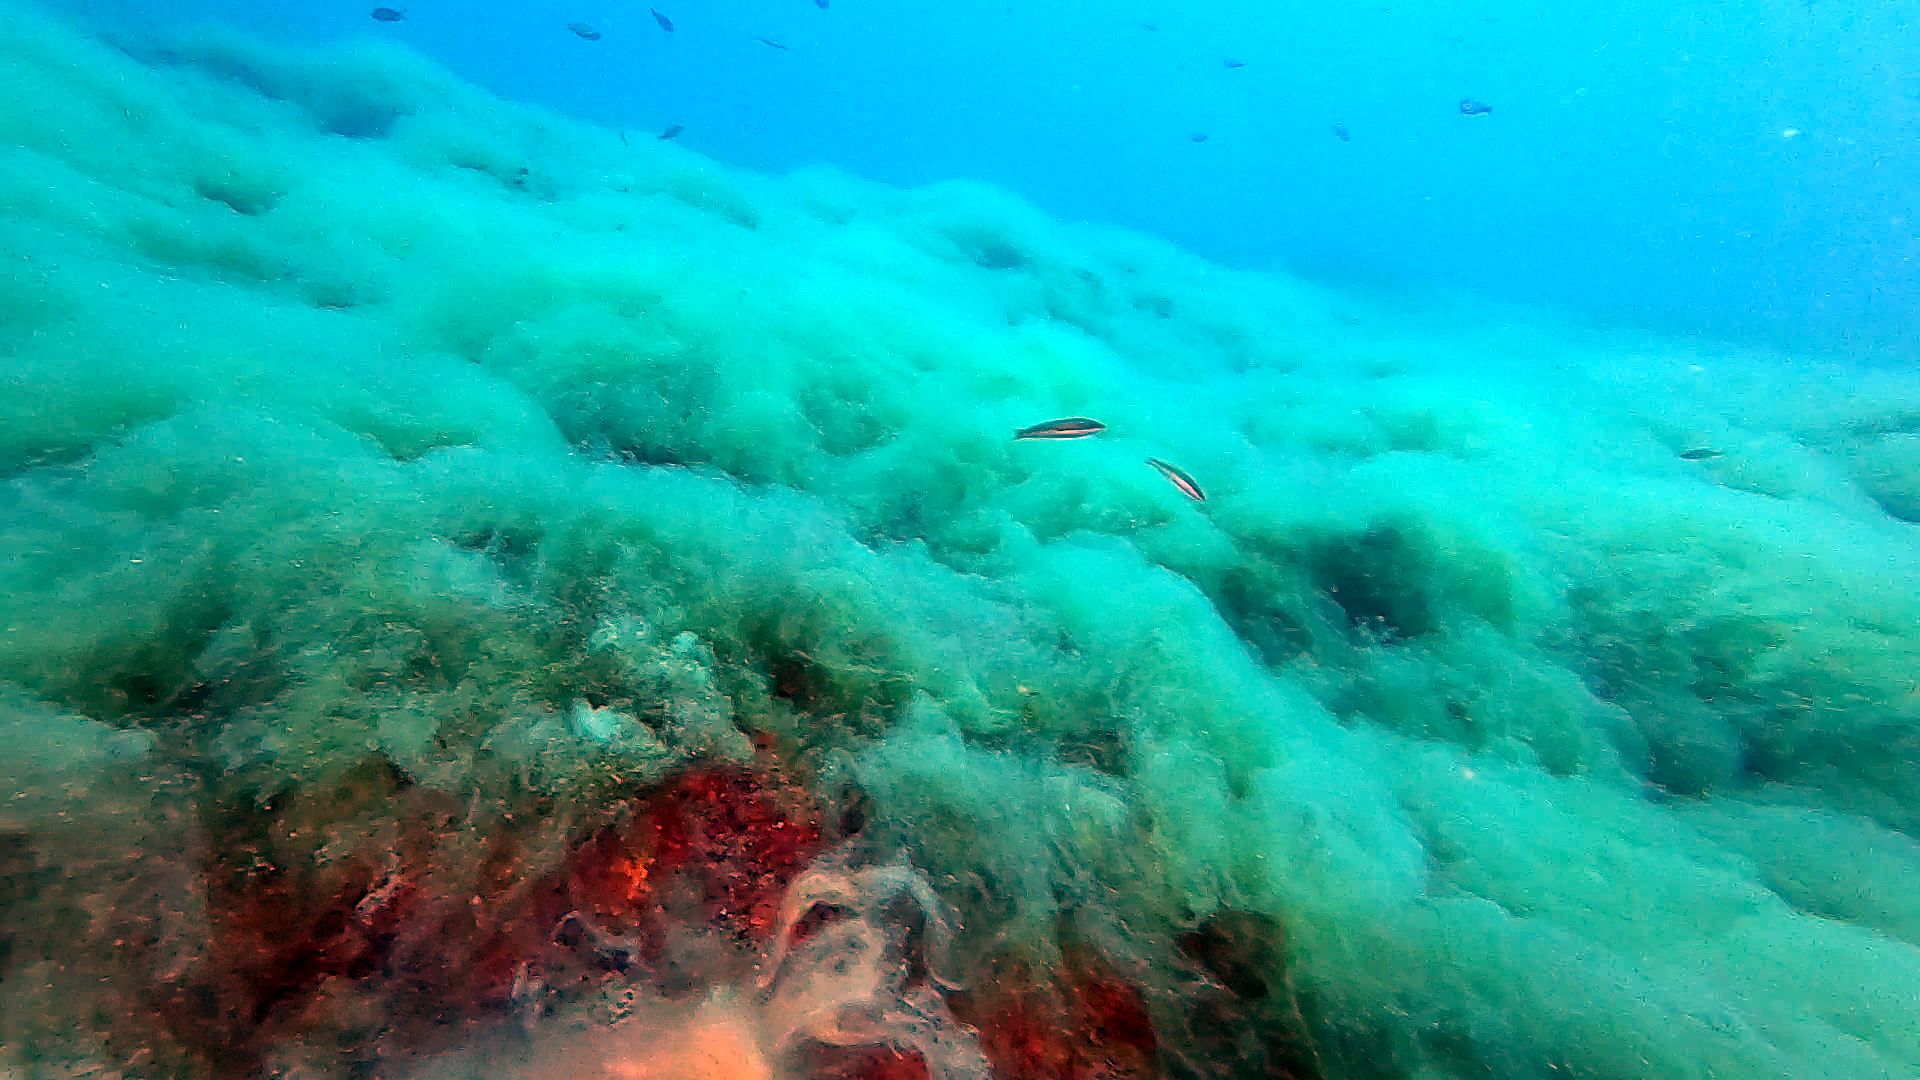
[1223,57,1245,69]
[816,0,829,7]
[1146,458,1206,501]
[1015,417,1106,441]
[1332,122,1350,142]
[651,8,674,30]
[658,124,684,140]
[568,22,601,39]
[370,7,404,20]
[1678,447,1724,461]
[755,36,789,49]
[1459,98,1493,116]
[1191,133,1210,143]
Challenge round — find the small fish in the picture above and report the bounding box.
[816,0,829,7]
[1015,417,1106,441]
[568,22,601,39]
[755,36,789,49]
[657,124,684,140]
[370,6,404,20]
[1146,458,1206,501]
[651,7,674,31]
[1223,57,1245,68]
[1190,132,1210,143]
[1459,98,1493,116]
[1678,447,1724,461]
[1332,122,1350,142]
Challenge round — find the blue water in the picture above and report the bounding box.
[7,2,1920,1077]
[46,0,1920,355]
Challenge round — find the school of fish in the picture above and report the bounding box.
[364,4,1495,145]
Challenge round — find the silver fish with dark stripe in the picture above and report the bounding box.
[1014,417,1106,440]
[1145,457,1205,501]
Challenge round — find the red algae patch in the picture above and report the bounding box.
[637,766,829,940]
[801,1044,935,1080]
[144,761,835,1075]
[953,950,1163,1080]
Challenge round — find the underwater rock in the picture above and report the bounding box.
[412,842,991,1080]
[757,849,993,1078]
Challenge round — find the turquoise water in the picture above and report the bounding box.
[3,3,1919,1078]
[31,0,1920,353]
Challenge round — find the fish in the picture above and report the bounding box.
[816,0,829,6]
[1146,458,1206,501]
[1678,447,1724,461]
[1015,417,1106,441]
[370,6,405,20]
[1190,132,1210,143]
[1459,98,1493,116]
[1223,57,1245,68]
[755,36,789,49]
[1332,122,1351,142]
[657,124,684,140]
[651,7,674,30]
[568,22,601,39]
